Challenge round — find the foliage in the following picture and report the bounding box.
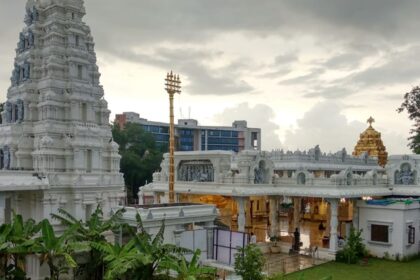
[93,212,191,280]
[31,219,88,280]
[0,207,215,280]
[336,227,367,264]
[112,122,164,201]
[397,86,420,153]
[160,249,216,280]
[234,244,265,280]
[0,212,41,279]
[51,206,125,280]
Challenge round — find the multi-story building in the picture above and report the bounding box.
[114,112,261,152]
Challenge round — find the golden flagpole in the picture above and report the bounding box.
[165,71,181,203]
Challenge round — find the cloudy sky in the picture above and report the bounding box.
[0,0,418,154]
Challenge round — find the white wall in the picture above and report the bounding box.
[358,201,420,260]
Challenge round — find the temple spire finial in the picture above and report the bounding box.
[367,116,375,127]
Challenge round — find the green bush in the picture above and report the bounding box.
[234,244,265,280]
[336,227,367,264]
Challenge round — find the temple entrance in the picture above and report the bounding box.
[178,193,355,252]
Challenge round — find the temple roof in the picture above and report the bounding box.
[353,116,388,167]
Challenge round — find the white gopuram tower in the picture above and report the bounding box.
[0,0,125,225]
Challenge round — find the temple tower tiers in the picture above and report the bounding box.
[353,117,388,167]
[0,0,124,224]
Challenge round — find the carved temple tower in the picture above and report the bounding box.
[353,117,388,167]
[0,0,124,227]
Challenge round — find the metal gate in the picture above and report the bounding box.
[213,229,249,266]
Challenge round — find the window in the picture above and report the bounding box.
[221,130,231,137]
[77,65,83,79]
[371,224,389,243]
[96,112,101,124]
[86,149,92,173]
[85,204,92,221]
[75,35,79,46]
[408,225,415,245]
[81,103,87,122]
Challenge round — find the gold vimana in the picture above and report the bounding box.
[353,117,388,167]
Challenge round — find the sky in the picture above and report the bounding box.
[0,0,418,154]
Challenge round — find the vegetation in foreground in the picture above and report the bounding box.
[0,206,216,280]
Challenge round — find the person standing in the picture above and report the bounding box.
[250,232,257,244]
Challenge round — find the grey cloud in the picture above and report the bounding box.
[279,68,325,85]
[348,45,420,87]
[303,86,354,99]
[274,53,298,65]
[2,0,420,102]
[113,47,254,95]
[82,0,420,51]
[212,102,281,150]
[322,52,368,70]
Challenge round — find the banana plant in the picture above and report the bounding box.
[160,249,216,280]
[32,219,88,280]
[51,206,126,280]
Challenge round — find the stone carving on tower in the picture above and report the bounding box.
[0,0,125,227]
[353,117,388,167]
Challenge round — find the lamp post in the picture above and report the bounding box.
[165,71,181,204]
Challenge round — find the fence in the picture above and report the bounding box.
[179,229,208,261]
[213,228,249,266]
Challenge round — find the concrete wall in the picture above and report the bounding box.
[358,201,420,259]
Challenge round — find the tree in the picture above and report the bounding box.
[112,123,164,201]
[397,86,420,153]
[234,244,265,280]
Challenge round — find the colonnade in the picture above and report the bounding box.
[233,195,345,252]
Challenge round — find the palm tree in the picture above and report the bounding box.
[160,249,216,280]
[51,206,125,280]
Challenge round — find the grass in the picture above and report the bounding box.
[284,258,420,280]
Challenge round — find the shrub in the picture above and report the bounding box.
[234,244,265,280]
[336,227,367,264]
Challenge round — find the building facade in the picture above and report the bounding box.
[142,143,420,260]
[114,112,261,152]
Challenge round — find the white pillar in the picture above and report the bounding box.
[328,198,339,252]
[352,199,359,230]
[269,196,279,237]
[235,197,246,232]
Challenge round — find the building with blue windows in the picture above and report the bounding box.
[115,112,261,152]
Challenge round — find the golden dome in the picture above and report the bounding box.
[352,117,388,167]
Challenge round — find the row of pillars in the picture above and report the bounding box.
[234,196,359,252]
